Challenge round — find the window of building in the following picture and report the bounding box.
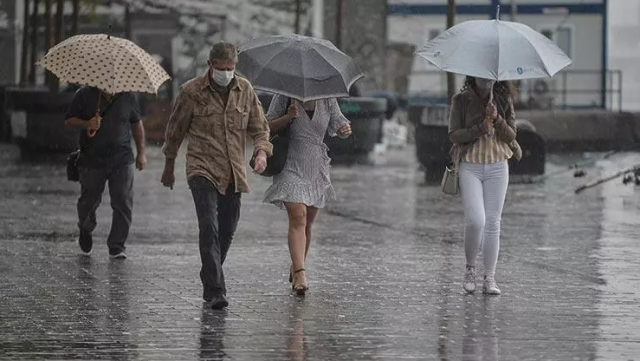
[541,27,572,58]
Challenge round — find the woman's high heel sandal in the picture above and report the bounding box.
[292,268,309,296]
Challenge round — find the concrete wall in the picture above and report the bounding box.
[518,110,640,151]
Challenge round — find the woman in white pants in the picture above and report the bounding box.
[448,77,522,295]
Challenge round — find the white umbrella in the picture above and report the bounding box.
[415,10,572,80]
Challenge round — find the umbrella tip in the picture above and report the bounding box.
[496,5,500,19]
[108,24,112,39]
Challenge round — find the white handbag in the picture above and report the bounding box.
[441,146,460,195]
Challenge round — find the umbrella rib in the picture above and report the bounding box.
[300,46,308,101]
[244,43,295,88]
[292,46,362,93]
[306,47,352,87]
[504,23,554,76]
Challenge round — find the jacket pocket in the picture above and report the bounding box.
[232,106,249,130]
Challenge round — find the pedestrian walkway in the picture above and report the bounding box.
[0,144,639,360]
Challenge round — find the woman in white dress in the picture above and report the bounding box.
[264,94,352,295]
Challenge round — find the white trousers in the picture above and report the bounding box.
[459,161,509,277]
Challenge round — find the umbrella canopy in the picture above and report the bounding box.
[38,34,170,94]
[237,34,364,102]
[415,19,572,81]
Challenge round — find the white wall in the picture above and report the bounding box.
[608,0,640,111]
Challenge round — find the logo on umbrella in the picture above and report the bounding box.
[434,51,441,58]
[517,67,524,75]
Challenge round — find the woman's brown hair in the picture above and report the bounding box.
[461,76,517,100]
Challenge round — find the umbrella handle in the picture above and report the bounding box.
[87,128,98,138]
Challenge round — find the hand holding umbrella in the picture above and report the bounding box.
[484,102,497,135]
[288,102,298,118]
[87,114,101,136]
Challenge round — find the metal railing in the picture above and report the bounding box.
[408,69,623,112]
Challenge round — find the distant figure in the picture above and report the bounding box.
[64,87,147,259]
[161,58,174,100]
[264,94,352,295]
[448,76,522,296]
[160,42,272,310]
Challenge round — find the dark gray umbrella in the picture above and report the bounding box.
[237,34,364,102]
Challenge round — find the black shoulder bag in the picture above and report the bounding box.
[250,97,292,177]
[67,93,122,182]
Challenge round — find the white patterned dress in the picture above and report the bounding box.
[263,94,350,209]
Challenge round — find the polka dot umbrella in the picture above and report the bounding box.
[38,33,171,95]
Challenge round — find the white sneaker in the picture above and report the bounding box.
[463,266,476,293]
[483,276,501,295]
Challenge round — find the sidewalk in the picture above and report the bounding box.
[0,144,639,360]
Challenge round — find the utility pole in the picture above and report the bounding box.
[72,0,80,35]
[335,0,343,50]
[20,0,30,85]
[53,0,64,92]
[124,4,132,40]
[28,0,39,85]
[294,0,301,34]
[446,0,456,103]
[45,0,54,87]
[54,0,63,44]
[510,0,517,21]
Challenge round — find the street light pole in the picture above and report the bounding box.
[446,0,456,103]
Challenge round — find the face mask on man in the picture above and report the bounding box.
[211,69,234,87]
[475,78,495,90]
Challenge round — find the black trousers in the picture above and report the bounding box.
[188,176,241,298]
[77,164,134,253]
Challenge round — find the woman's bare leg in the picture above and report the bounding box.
[305,206,319,259]
[285,202,308,291]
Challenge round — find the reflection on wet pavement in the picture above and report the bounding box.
[1,144,639,360]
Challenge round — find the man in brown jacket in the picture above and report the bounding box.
[161,42,273,309]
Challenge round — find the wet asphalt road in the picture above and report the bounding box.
[0,143,639,360]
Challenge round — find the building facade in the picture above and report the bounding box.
[388,0,611,110]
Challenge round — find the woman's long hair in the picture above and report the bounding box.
[461,76,517,101]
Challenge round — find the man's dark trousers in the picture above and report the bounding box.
[188,176,241,300]
[77,164,134,253]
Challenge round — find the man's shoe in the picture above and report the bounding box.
[210,294,229,310]
[109,249,127,259]
[78,231,93,256]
